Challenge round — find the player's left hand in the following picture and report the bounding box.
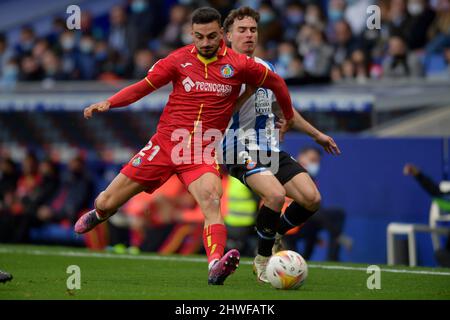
[314,133,341,155]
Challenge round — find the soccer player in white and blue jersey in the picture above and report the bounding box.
[222,7,341,283]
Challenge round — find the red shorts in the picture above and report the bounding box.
[121,133,221,193]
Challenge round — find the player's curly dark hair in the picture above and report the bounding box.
[191,7,221,25]
[223,6,260,33]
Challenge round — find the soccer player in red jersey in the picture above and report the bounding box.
[74,7,295,285]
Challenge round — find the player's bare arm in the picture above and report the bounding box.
[84,77,156,119]
[273,102,340,155]
[290,109,340,155]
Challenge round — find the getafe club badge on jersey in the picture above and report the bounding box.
[221,64,234,78]
[132,157,142,167]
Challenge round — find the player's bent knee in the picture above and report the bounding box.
[304,191,321,212]
[262,188,286,210]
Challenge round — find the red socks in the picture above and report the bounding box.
[203,223,227,263]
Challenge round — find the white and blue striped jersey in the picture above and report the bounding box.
[222,57,279,161]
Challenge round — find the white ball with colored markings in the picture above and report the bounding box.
[266,250,308,290]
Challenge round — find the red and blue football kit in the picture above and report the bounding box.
[106,40,294,193]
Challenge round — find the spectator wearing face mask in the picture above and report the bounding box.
[328,0,346,24]
[283,2,305,42]
[257,3,283,45]
[304,3,327,31]
[301,27,333,79]
[387,0,412,40]
[59,30,78,80]
[282,146,352,262]
[0,34,17,89]
[330,20,358,66]
[382,36,424,78]
[0,57,19,89]
[47,17,66,47]
[108,6,129,58]
[404,0,436,50]
[274,41,297,79]
[158,4,191,55]
[95,40,124,80]
[14,26,36,58]
[127,0,165,57]
[344,0,373,36]
[76,34,97,80]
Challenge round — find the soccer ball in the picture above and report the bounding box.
[266,250,308,290]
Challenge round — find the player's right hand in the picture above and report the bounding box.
[84,100,111,119]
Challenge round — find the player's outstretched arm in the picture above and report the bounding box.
[84,78,155,119]
[290,108,341,155]
[273,100,341,155]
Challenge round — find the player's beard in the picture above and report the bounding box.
[198,46,219,59]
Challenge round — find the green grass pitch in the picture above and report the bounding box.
[1,244,450,300]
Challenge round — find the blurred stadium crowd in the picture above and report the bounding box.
[0,150,206,254]
[1,0,450,88]
[0,145,351,259]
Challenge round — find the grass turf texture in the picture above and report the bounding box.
[1,244,450,300]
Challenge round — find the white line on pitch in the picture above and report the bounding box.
[1,247,450,276]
